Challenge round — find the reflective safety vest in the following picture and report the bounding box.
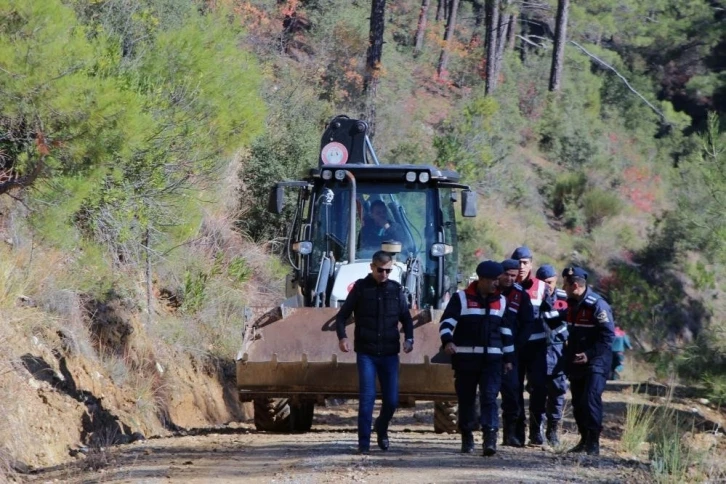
[522,276,547,342]
[440,282,515,371]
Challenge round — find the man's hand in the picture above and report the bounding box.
[339,338,351,353]
[574,352,588,364]
[503,362,513,374]
[444,342,457,355]
[403,340,413,353]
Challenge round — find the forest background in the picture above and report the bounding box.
[0,0,725,477]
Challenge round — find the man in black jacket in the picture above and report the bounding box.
[335,251,414,454]
[440,260,515,456]
[562,266,615,456]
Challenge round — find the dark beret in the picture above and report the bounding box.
[511,246,533,260]
[501,259,519,271]
[562,266,588,279]
[476,260,504,279]
[536,264,557,280]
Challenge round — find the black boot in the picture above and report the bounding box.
[515,417,526,445]
[482,428,497,456]
[374,418,389,451]
[585,431,600,456]
[461,431,475,453]
[503,420,523,447]
[567,430,588,453]
[529,416,544,445]
[545,420,560,446]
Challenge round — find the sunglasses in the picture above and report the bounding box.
[375,267,393,274]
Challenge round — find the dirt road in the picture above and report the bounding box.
[27,389,673,484]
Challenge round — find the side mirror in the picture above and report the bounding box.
[268,184,285,214]
[461,189,477,217]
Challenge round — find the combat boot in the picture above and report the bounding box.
[461,431,475,454]
[482,428,497,457]
[503,420,523,447]
[567,430,588,453]
[585,431,600,456]
[545,420,560,446]
[515,417,526,445]
[529,416,544,445]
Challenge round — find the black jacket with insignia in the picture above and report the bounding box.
[335,274,414,356]
[563,287,615,376]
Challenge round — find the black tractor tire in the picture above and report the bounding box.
[433,400,458,434]
[254,398,315,432]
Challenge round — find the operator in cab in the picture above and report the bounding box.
[359,200,405,251]
[335,250,414,454]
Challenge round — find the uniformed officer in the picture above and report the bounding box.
[440,260,515,456]
[497,258,533,447]
[535,264,569,446]
[511,247,548,445]
[562,266,615,456]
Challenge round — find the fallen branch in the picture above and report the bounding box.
[568,40,668,123]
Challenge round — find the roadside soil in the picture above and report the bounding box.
[23,383,726,483]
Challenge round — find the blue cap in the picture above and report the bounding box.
[476,260,504,279]
[501,259,519,271]
[562,266,588,279]
[511,246,533,260]
[536,264,557,280]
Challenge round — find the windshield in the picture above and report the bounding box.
[310,181,436,267]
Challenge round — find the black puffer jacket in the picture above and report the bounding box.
[335,275,414,356]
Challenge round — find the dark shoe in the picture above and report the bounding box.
[567,432,588,453]
[357,446,370,454]
[461,431,475,454]
[503,421,523,447]
[375,418,389,451]
[515,418,526,444]
[545,421,560,446]
[529,416,544,445]
[483,428,497,456]
[585,431,600,456]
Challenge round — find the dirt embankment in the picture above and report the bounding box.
[1,300,249,474]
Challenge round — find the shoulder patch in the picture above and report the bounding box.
[555,289,567,299]
[596,309,610,323]
[584,295,598,306]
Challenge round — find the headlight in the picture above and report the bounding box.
[431,243,454,257]
[405,171,417,183]
[418,172,430,183]
[322,170,333,180]
[334,170,346,180]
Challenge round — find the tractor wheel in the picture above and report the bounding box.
[433,401,458,434]
[291,401,315,432]
[254,398,315,432]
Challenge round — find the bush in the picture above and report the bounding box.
[582,188,623,229]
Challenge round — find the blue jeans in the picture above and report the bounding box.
[357,353,399,448]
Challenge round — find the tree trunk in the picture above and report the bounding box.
[507,12,517,51]
[436,0,460,80]
[494,3,510,78]
[470,0,484,46]
[435,0,447,23]
[549,0,570,92]
[365,0,387,131]
[414,0,431,55]
[485,0,500,94]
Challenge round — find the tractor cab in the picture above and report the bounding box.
[270,115,477,310]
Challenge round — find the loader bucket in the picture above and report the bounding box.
[236,307,456,401]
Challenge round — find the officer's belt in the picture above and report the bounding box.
[456,346,502,354]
